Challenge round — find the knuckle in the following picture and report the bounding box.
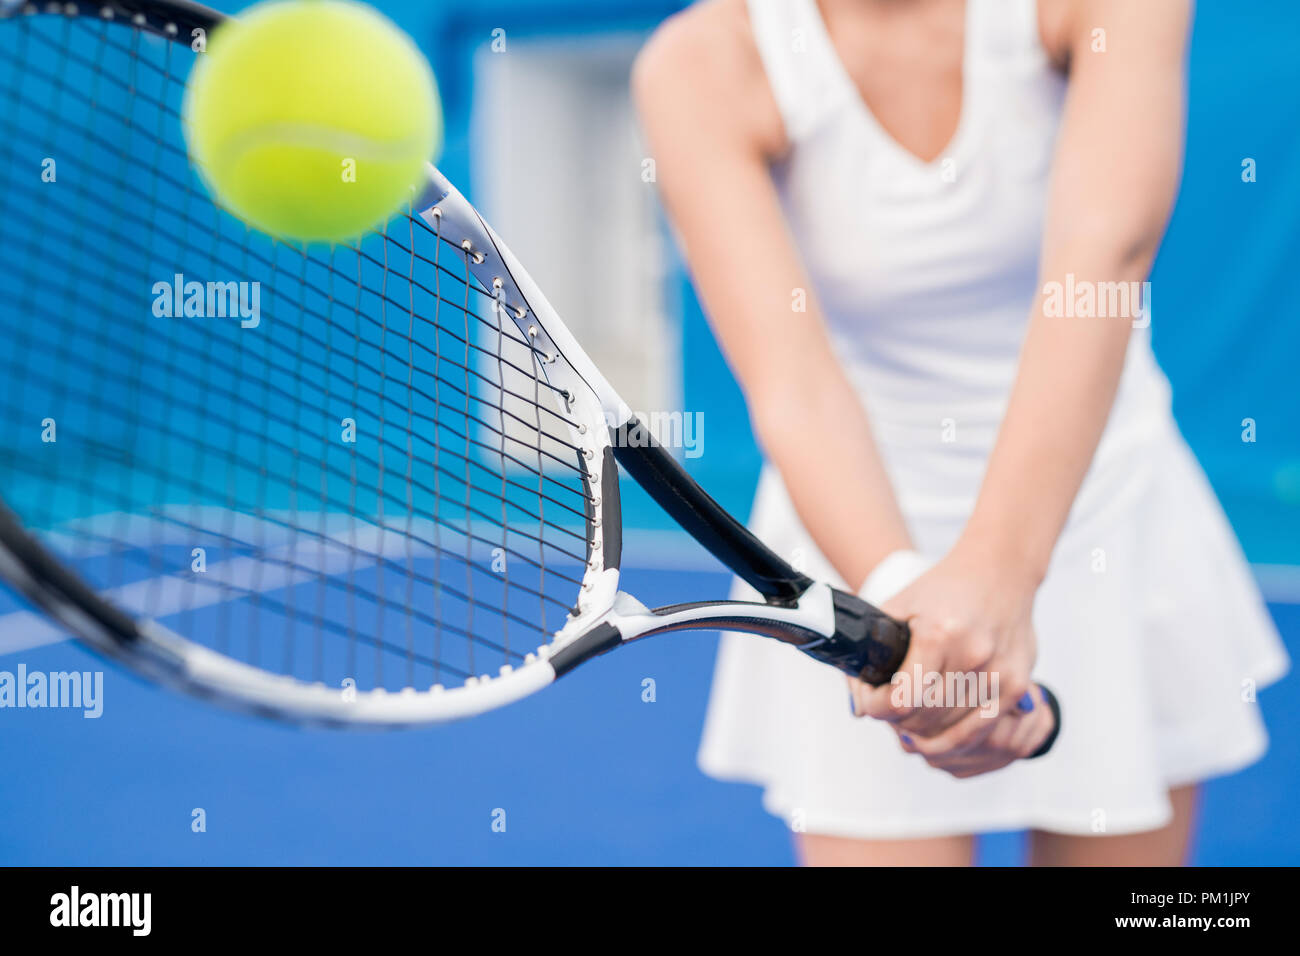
[964,635,998,667]
[948,638,995,674]
[934,616,968,642]
[910,631,946,660]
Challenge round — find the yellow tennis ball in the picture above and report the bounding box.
[183,0,441,243]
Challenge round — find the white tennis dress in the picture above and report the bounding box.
[698,0,1290,837]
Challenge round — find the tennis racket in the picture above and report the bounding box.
[0,0,1059,753]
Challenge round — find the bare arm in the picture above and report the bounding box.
[962,0,1191,577]
[857,0,1192,774]
[632,0,910,592]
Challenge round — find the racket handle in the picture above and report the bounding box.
[816,590,1061,758]
[809,589,911,685]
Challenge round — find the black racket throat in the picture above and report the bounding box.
[607,420,910,684]
[610,421,811,603]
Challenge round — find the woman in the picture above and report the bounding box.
[633,0,1288,865]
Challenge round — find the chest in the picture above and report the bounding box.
[771,66,1067,320]
[817,0,1069,167]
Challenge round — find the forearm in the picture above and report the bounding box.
[961,0,1189,582]
[632,18,912,593]
[961,242,1155,581]
[750,372,912,591]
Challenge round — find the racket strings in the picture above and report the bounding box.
[14,13,583,420]
[0,126,586,476]
[0,201,595,548]
[5,14,588,443]
[0,184,596,560]
[0,9,600,692]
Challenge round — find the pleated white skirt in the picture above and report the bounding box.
[698,414,1289,838]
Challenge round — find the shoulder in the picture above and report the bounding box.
[637,0,759,85]
[1045,0,1193,71]
[632,0,787,157]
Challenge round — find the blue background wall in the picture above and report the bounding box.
[400,0,1300,567]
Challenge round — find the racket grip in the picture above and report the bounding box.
[819,590,1061,758]
[813,589,911,686]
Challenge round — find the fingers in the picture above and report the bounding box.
[846,674,908,724]
[847,615,956,733]
[850,623,1038,741]
[893,684,1057,777]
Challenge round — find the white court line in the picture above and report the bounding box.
[0,544,380,655]
[0,610,70,655]
[0,527,725,656]
[5,533,1296,657]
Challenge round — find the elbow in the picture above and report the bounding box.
[1050,184,1179,281]
[1049,221,1167,281]
[1108,224,1167,277]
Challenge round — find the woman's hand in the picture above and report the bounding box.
[847,540,1057,777]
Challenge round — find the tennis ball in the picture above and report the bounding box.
[183,0,441,243]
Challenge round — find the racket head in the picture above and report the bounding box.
[0,0,627,725]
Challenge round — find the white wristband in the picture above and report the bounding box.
[858,549,933,606]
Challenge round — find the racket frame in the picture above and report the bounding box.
[0,0,912,727]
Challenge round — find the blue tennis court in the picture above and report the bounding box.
[1,570,1296,866]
